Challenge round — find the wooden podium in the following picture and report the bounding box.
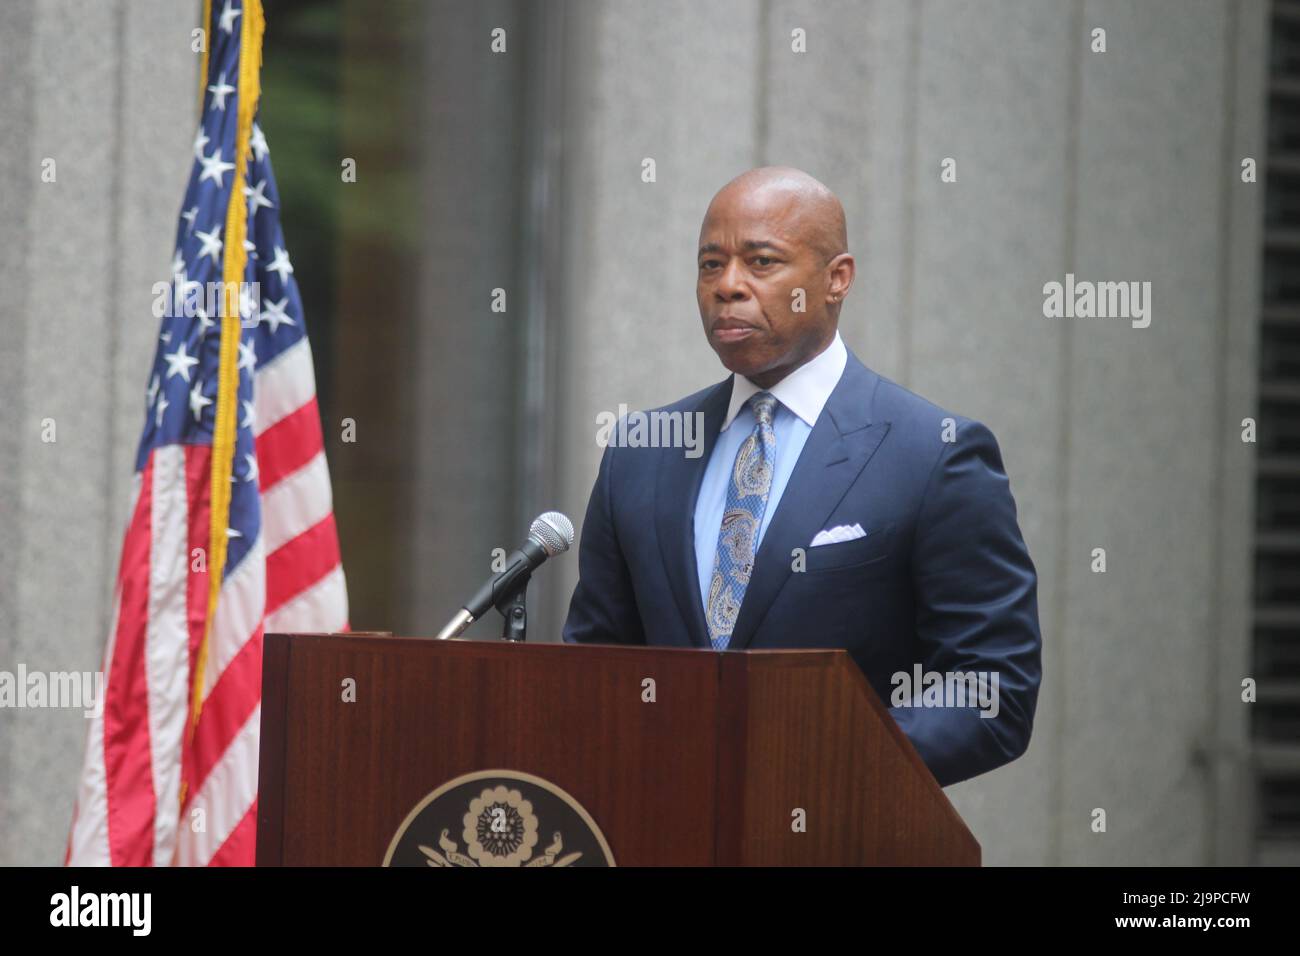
[256,633,980,866]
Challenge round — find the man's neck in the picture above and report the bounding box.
[744,329,838,389]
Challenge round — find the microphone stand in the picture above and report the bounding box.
[496,578,529,643]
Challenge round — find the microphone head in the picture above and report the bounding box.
[529,511,575,556]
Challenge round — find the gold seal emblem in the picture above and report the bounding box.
[383,770,615,867]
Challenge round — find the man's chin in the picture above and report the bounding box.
[714,350,773,382]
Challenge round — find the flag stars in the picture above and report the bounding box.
[238,338,257,372]
[249,123,269,162]
[171,248,185,278]
[196,306,214,338]
[163,342,200,382]
[198,147,235,188]
[245,179,273,217]
[258,296,294,334]
[207,71,236,111]
[218,0,241,34]
[195,225,223,264]
[154,394,169,427]
[242,454,259,484]
[145,374,160,409]
[265,245,294,284]
[241,399,256,430]
[181,206,199,233]
[193,127,210,158]
[189,380,213,421]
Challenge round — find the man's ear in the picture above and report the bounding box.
[827,253,855,301]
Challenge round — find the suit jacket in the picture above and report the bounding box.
[562,346,1042,787]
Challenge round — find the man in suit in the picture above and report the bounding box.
[562,166,1042,788]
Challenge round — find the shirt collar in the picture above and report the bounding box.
[721,330,848,430]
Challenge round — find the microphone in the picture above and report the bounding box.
[434,511,575,640]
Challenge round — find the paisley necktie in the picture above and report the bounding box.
[705,391,777,650]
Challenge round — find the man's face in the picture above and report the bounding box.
[696,187,839,387]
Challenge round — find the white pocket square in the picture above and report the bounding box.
[810,523,866,547]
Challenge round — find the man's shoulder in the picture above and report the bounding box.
[869,369,971,429]
[844,355,1000,466]
[836,351,971,430]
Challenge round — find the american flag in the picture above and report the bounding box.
[66,0,347,866]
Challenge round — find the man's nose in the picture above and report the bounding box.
[715,259,749,299]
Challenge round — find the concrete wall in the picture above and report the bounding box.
[0,0,196,865]
[546,0,1266,865]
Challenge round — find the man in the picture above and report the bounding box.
[562,166,1042,788]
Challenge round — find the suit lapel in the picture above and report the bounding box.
[655,378,731,648]
[727,352,889,650]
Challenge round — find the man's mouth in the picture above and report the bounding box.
[712,317,756,343]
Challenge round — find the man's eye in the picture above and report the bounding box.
[754,256,774,266]
[700,260,718,270]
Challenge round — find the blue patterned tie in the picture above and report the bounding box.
[706,392,778,650]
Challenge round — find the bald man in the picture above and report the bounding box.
[562,167,1042,788]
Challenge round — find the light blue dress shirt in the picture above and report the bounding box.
[693,332,849,609]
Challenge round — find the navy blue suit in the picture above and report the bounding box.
[562,347,1042,787]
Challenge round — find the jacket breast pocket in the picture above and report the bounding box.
[801,523,896,573]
